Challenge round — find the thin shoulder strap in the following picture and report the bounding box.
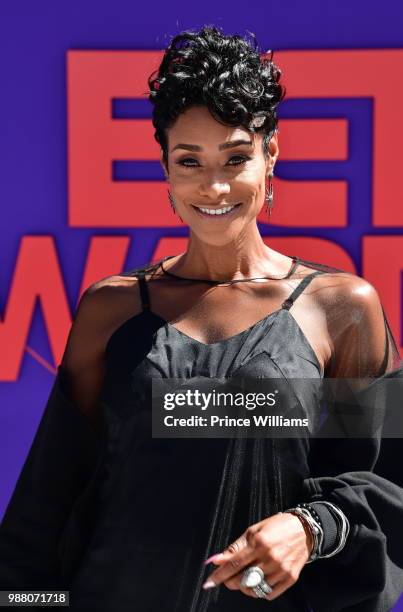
[286,255,300,278]
[281,269,325,310]
[127,255,174,312]
[135,269,150,311]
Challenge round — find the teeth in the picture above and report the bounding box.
[198,205,236,215]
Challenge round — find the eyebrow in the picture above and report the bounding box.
[171,139,254,152]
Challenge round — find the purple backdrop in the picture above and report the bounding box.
[1,1,402,608]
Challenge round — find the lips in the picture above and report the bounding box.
[192,203,242,218]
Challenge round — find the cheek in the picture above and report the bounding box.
[173,181,195,201]
[237,162,266,191]
[234,172,265,200]
[169,171,200,195]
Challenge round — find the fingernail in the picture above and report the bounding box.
[204,553,224,565]
[202,580,216,590]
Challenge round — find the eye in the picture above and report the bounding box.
[227,155,250,166]
[177,158,199,167]
[176,155,250,168]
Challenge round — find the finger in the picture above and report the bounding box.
[224,567,282,595]
[202,535,256,589]
[210,534,249,564]
[206,521,262,567]
[223,573,261,599]
[220,555,283,589]
[203,551,256,589]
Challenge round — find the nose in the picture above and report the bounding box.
[198,172,231,200]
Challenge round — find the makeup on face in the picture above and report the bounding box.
[164,106,274,226]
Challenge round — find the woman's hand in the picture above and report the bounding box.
[202,511,313,601]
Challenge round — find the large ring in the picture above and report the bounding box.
[240,566,265,588]
[241,566,273,597]
[253,583,270,598]
[257,580,272,594]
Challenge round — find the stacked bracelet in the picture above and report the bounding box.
[297,502,322,525]
[283,506,323,563]
[309,501,350,558]
[283,501,350,563]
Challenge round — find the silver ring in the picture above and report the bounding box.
[257,580,272,594]
[241,566,273,597]
[240,566,265,589]
[252,583,270,598]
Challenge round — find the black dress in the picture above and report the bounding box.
[1,255,403,612]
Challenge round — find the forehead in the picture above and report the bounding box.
[167,105,258,150]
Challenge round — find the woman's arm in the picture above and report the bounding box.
[0,284,111,590]
[297,276,403,612]
[203,275,403,611]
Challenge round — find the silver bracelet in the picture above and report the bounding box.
[284,501,350,562]
[283,507,324,563]
[311,501,350,558]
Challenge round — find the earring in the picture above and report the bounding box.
[167,189,175,213]
[167,190,183,222]
[265,171,274,216]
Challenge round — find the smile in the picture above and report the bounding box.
[193,203,242,218]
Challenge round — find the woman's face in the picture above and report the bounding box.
[163,105,278,243]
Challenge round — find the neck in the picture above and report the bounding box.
[165,231,290,281]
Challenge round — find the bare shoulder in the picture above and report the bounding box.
[310,269,388,377]
[61,271,146,372]
[288,261,381,326]
[74,272,146,339]
[74,259,167,337]
[312,269,384,329]
[60,272,146,428]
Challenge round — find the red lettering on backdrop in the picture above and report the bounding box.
[0,236,131,381]
[276,119,348,161]
[68,49,403,227]
[258,118,348,227]
[274,49,403,227]
[0,237,71,381]
[67,51,171,227]
[67,51,350,228]
[80,236,131,289]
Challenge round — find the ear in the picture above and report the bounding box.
[161,153,169,181]
[265,131,279,176]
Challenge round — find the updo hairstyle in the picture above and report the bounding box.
[148,25,286,167]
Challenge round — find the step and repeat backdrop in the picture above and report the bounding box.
[1,1,403,607]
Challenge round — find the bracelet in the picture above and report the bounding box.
[283,507,324,563]
[285,501,350,561]
[310,501,350,558]
[297,502,322,528]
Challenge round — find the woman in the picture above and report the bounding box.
[1,25,403,611]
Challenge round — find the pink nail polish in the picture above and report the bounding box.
[202,580,216,590]
[204,553,224,565]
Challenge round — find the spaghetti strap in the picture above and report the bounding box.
[131,256,174,312]
[281,269,325,310]
[285,255,300,278]
[137,254,302,313]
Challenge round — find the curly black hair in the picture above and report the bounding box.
[148,25,286,168]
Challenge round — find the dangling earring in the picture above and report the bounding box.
[167,189,183,223]
[167,189,175,213]
[265,171,274,216]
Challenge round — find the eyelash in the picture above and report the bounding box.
[176,155,250,168]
